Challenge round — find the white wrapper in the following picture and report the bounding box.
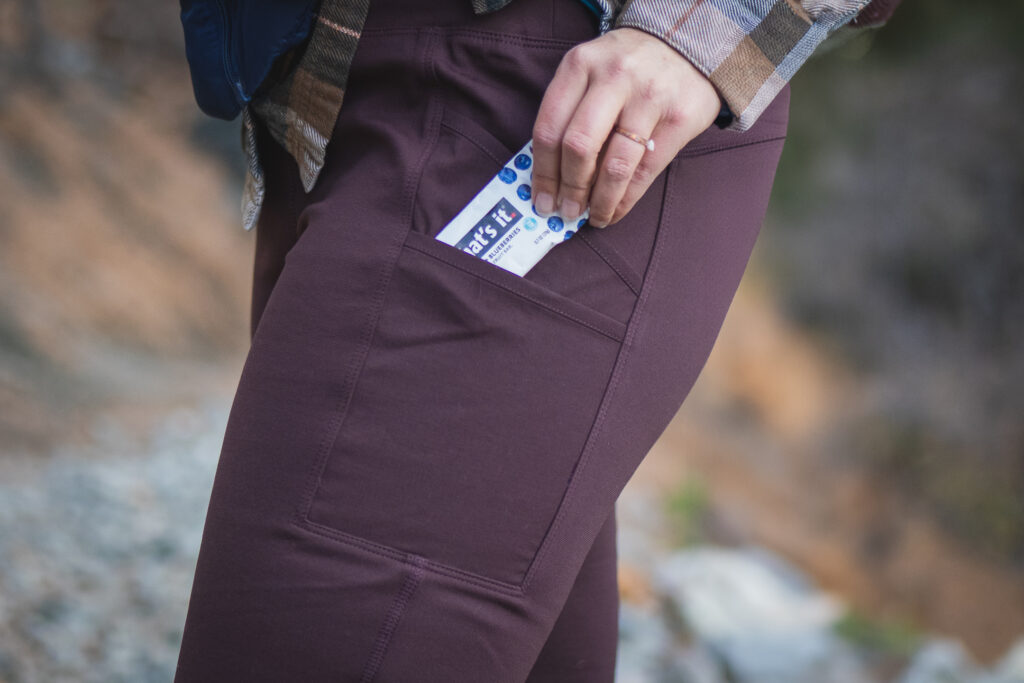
[434,140,590,277]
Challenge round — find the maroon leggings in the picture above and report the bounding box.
[173,0,789,680]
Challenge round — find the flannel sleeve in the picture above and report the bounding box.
[612,0,903,131]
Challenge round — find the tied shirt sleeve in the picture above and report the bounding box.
[611,0,903,131]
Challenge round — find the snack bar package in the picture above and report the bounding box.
[434,140,590,277]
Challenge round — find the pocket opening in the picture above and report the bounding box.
[413,102,642,329]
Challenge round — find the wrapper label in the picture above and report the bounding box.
[434,140,590,277]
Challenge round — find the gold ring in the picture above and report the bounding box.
[613,126,655,152]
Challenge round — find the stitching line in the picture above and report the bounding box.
[359,555,428,682]
[440,116,511,166]
[678,134,787,159]
[291,31,543,598]
[292,519,526,595]
[576,231,642,296]
[403,239,627,343]
[522,157,677,590]
[295,31,441,525]
[359,26,582,50]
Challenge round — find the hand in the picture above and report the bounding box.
[531,27,721,228]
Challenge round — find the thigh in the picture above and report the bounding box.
[173,0,790,680]
[242,110,624,683]
[525,506,620,683]
[177,3,622,681]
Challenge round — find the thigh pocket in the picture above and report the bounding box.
[413,102,643,327]
[303,222,625,591]
[301,104,629,590]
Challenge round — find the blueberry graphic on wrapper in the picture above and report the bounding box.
[517,184,531,201]
[498,167,517,184]
[514,153,532,170]
[524,217,538,231]
[548,216,564,232]
[563,230,575,241]
[577,218,587,229]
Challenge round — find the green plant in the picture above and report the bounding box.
[665,477,710,547]
[834,609,924,658]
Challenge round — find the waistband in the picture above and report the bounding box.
[360,0,600,44]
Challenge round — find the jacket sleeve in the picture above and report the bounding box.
[611,0,903,131]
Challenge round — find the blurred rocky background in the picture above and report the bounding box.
[0,0,1021,681]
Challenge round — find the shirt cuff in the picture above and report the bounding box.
[851,0,902,27]
[612,0,873,132]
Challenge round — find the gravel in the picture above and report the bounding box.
[1,398,1021,683]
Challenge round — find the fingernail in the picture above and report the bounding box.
[589,218,607,229]
[536,192,554,215]
[561,200,581,221]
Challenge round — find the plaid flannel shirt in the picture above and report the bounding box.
[240,0,901,231]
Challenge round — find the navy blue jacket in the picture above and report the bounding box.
[179,0,320,120]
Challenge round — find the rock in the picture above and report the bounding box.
[653,546,843,640]
[897,636,1024,683]
[899,639,985,683]
[996,638,1024,682]
[714,630,872,683]
[653,545,873,683]
[616,601,677,683]
[665,642,728,683]
[0,399,228,683]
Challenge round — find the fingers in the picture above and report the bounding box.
[531,48,590,216]
[585,108,660,228]
[591,115,685,228]
[532,28,723,229]
[555,83,628,221]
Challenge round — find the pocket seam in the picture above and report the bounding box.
[294,53,453,569]
[678,133,787,159]
[576,231,643,296]
[403,230,628,343]
[440,27,583,51]
[361,25,584,52]
[294,517,530,596]
[440,106,514,166]
[520,159,681,591]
